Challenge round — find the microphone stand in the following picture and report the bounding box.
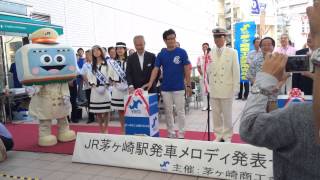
[207,91,210,141]
[204,50,211,141]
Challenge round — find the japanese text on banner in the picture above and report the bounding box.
[73,133,273,180]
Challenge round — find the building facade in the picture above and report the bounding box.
[214,0,312,49]
[215,0,278,46]
[1,0,216,89]
[277,0,312,49]
[7,0,216,59]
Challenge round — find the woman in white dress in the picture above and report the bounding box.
[87,45,111,133]
[109,42,128,134]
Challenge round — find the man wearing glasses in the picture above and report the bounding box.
[207,28,240,142]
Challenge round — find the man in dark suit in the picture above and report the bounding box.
[292,33,314,95]
[126,35,158,93]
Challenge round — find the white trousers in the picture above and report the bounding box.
[210,98,233,140]
[199,78,208,108]
[162,91,185,135]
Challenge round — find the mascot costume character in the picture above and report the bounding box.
[15,28,77,146]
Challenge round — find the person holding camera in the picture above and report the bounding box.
[292,33,315,95]
[240,2,320,179]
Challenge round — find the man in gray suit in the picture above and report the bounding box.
[240,2,320,179]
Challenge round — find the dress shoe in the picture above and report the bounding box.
[86,120,94,124]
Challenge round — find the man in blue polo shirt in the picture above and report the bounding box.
[146,29,192,139]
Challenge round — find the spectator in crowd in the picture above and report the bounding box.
[237,37,261,100]
[81,50,95,124]
[275,34,296,55]
[240,51,320,179]
[176,41,180,48]
[240,4,320,179]
[126,35,157,93]
[247,37,274,84]
[128,49,135,56]
[9,62,22,88]
[292,33,315,95]
[0,123,14,162]
[87,45,111,133]
[247,37,287,112]
[76,48,86,104]
[207,28,240,142]
[102,47,108,58]
[275,34,296,94]
[107,46,116,60]
[109,42,128,134]
[197,42,212,111]
[246,37,261,65]
[147,29,192,139]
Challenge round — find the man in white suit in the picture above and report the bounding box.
[207,28,240,142]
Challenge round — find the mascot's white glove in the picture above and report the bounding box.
[26,86,40,96]
[96,86,106,95]
[63,95,70,105]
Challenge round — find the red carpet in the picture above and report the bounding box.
[6,123,244,155]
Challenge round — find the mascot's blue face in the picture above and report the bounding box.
[27,47,77,76]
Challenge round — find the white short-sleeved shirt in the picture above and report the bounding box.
[81,62,92,90]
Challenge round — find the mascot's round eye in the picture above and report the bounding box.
[54,54,66,64]
[40,54,52,65]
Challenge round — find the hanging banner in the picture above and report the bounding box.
[234,21,256,82]
[73,133,273,180]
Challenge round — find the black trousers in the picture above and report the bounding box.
[69,81,78,122]
[238,82,250,99]
[85,89,95,122]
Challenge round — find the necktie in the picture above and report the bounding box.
[217,48,222,57]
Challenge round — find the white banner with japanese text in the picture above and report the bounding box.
[72,133,273,180]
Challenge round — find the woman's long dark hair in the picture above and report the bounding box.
[91,45,106,73]
[115,47,128,61]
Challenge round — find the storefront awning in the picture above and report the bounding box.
[0,14,63,35]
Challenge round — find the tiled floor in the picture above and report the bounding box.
[0,99,247,180]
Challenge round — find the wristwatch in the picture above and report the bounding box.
[311,48,320,67]
[251,85,273,96]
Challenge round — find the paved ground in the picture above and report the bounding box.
[0,99,247,180]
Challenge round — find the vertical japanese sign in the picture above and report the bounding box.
[73,133,273,180]
[235,22,256,82]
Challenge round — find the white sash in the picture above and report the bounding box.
[96,69,109,85]
[108,59,127,83]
